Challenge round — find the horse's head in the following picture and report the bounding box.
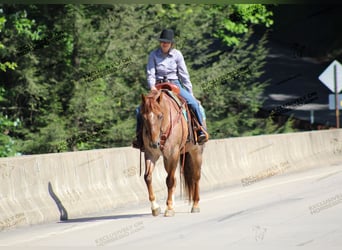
[141,90,165,149]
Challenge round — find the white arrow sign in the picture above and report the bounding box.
[318,60,342,93]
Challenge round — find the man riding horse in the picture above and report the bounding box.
[132,29,209,150]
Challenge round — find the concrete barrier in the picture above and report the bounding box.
[200,129,342,190]
[1,129,342,231]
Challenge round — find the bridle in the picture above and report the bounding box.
[143,90,186,151]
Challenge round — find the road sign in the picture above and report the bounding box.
[329,94,342,110]
[318,60,342,93]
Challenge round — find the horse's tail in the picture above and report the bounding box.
[180,152,201,202]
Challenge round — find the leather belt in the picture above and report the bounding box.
[156,79,178,84]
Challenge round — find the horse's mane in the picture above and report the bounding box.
[141,90,162,114]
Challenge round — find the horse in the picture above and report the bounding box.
[140,86,204,217]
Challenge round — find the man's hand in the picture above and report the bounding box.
[151,86,158,91]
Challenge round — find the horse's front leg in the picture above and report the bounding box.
[144,155,161,216]
[164,155,179,217]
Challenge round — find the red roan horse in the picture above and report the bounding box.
[140,86,204,217]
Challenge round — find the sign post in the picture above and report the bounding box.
[334,65,339,128]
[319,60,342,128]
[328,94,342,110]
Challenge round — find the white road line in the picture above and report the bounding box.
[201,168,342,203]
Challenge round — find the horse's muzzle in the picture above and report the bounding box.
[150,141,160,149]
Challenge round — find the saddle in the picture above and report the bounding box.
[156,82,200,145]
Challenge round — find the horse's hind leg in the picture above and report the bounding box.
[191,177,201,213]
[183,149,202,213]
[144,157,161,216]
[191,151,202,213]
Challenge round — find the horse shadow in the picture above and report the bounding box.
[59,213,150,223]
[48,181,68,221]
[48,181,150,223]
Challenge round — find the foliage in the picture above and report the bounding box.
[213,4,273,46]
[0,114,20,157]
[0,4,294,156]
[197,30,281,138]
[0,86,20,157]
[0,15,20,156]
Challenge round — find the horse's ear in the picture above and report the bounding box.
[141,94,146,104]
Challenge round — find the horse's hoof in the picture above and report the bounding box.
[152,207,161,216]
[191,207,200,213]
[164,209,175,217]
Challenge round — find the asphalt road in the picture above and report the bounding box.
[1,164,341,250]
[260,5,342,127]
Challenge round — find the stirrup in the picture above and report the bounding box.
[196,128,209,145]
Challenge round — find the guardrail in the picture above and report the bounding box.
[1,129,342,231]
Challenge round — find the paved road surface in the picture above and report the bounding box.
[260,5,342,127]
[1,164,342,250]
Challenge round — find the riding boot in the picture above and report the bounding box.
[194,106,209,145]
[197,126,209,145]
[132,131,144,151]
[132,108,144,151]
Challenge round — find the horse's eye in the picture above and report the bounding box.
[158,114,163,120]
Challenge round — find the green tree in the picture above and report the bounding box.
[0,4,294,155]
[0,14,20,157]
[214,4,273,46]
[0,87,21,157]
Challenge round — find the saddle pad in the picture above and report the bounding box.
[162,89,184,109]
[162,90,188,121]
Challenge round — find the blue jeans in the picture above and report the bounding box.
[135,80,205,133]
[171,80,204,127]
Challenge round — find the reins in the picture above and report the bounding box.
[139,90,188,186]
[159,93,183,151]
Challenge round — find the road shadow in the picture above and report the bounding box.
[48,182,68,221]
[59,213,151,223]
[48,181,150,223]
